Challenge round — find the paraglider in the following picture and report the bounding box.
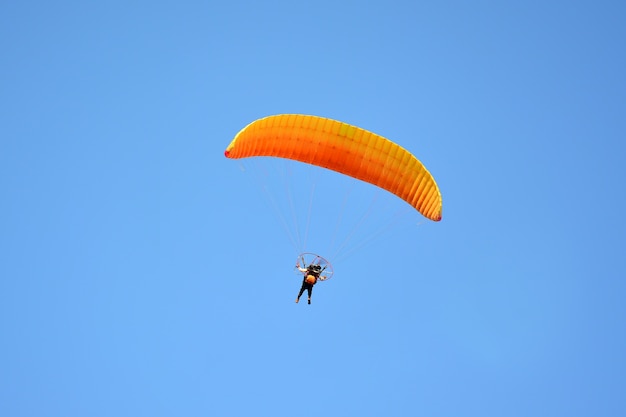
[224,114,442,221]
[294,253,333,305]
[225,114,442,303]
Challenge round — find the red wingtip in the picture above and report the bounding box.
[224,150,230,158]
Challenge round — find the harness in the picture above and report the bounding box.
[305,269,319,285]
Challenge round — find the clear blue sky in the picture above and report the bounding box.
[2,1,625,416]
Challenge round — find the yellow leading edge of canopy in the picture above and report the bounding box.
[225,114,442,221]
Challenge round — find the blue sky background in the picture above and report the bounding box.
[2,1,625,416]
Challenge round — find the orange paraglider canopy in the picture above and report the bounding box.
[225,114,442,221]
